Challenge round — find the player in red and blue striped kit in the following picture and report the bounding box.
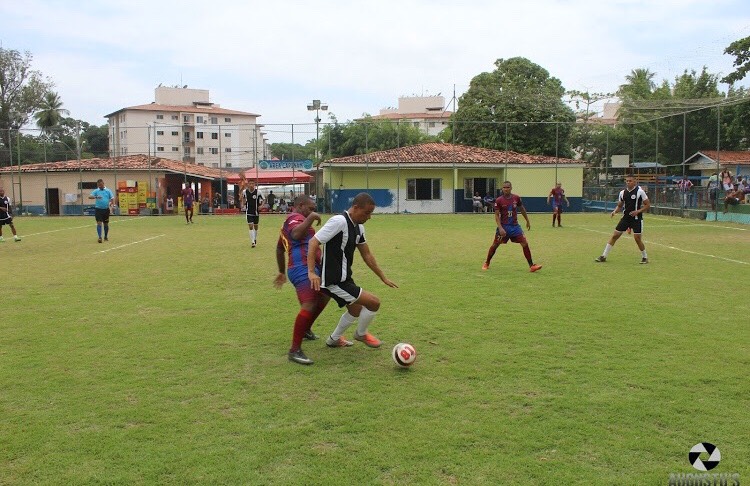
[482,181,542,273]
[275,195,330,365]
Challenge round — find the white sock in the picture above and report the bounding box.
[248,229,253,242]
[331,312,356,340]
[602,243,613,257]
[356,308,378,336]
[641,250,648,258]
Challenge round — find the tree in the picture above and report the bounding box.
[269,142,314,161]
[0,47,53,164]
[34,91,69,135]
[721,36,750,84]
[319,115,430,159]
[451,57,575,156]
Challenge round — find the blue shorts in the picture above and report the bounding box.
[495,224,526,244]
[552,202,563,212]
[288,266,319,304]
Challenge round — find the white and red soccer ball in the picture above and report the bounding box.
[392,343,416,368]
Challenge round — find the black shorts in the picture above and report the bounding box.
[94,208,110,223]
[246,214,259,225]
[321,279,362,308]
[0,215,13,226]
[615,217,642,234]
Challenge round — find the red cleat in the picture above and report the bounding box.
[529,264,542,272]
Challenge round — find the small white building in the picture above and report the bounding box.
[366,95,453,137]
[106,87,268,169]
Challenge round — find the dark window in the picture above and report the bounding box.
[464,178,496,199]
[78,181,98,190]
[407,178,441,200]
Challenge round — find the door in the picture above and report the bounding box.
[46,188,60,215]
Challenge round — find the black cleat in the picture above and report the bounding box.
[594,256,606,263]
[304,330,319,341]
[288,349,313,365]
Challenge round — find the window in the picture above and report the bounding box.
[210,148,218,155]
[157,146,165,152]
[172,147,179,151]
[196,116,204,123]
[171,131,178,136]
[211,133,218,140]
[171,115,179,120]
[198,163,204,166]
[407,178,441,200]
[224,117,231,122]
[156,114,164,120]
[428,122,435,127]
[196,132,203,139]
[210,117,218,124]
[184,147,191,156]
[212,163,219,168]
[197,147,204,155]
[413,122,419,127]
[225,148,232,153]
[464,178,496,199]
[78,181,99,190]
[183,115,190,123]
[224,132,231,137]
[183,133,190,142]
[225,163,232,168]
[156,130,164,136]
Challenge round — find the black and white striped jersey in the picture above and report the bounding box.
[244,189,262,216]
[618,185,648,220]
[313,211,366,287]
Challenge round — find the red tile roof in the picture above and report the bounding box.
[105,103,260,118]
[367,111,453,120]
[694,150,750,165]
[327,142,580,165]
[0,155,230,179]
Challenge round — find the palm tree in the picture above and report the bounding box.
[34,91,69,136]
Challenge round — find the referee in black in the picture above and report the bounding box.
[242,179,263,248]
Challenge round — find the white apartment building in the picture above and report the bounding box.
[367,95,453,137]
[106,87,268,169]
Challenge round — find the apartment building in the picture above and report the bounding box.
[106,87,268,169]
[367,95,453,137]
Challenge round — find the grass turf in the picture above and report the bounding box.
[1,212,748,484]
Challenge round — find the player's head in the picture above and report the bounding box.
[293,195,315,217]
[97,179,104,189]
[501,181,512,196]
[555,182,562,188]
[625,175,637,190]
[248,180,256,190]
[350,192,376,224]
[0,188,4,197]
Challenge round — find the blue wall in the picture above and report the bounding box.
[329,189,394,213]
[453,190,583,213]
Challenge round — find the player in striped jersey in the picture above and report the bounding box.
[307,193,397,349]
[275,196,330,365]
[241,179,263,247]
[595,175,650,264]
[0,188,21,242]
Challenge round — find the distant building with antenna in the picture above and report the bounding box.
[364,95,453,137]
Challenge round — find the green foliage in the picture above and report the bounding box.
[721,35,750,84]
[319,114,431,159]
[452,57,576,156]
[0,47,53,162]
[33,91,69,134]
[269,142,314,161]
[0,214,748,483]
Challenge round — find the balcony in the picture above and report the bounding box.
[182,156,195,163]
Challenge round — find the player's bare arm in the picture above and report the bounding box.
[358,243,398,288]
[274,237,287,289]
[307,237,322,291]
[494,209,506,236]
[519,206,531,230]
[290,212,321,240]
[611,201,624,218]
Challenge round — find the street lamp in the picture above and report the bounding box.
[307,99,328,201]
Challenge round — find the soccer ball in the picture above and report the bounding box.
[392,343,417,368]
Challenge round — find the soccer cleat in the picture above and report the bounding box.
[481,262,490,271]
[529,264,542,272]
[14,236,21,242]
[0,236,4,242]
[326,335,354,348]
[640,257,649,264]
[288,349,313,365]
[251,241,256,248]
[104,237,108,241]
[353,331,382,348]
[303,330,319,341]
[594,256,606,263]
[98,238,102,243]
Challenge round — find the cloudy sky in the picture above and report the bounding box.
[2,0,749,143]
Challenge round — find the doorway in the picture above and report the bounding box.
[46,188,60,215]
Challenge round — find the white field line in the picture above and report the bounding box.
[575,226,750,266]
[20,217,145,237]
[645,215,750,232]
[95,234,165,254]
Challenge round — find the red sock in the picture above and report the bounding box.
[552,214,556,225]
[291,309,314,352]
[557,214,562,226]
[486,239,500,264]
[523,245,533,265]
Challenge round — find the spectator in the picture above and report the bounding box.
[279,199,289,213]
[483,193,495,213]
[213,192,221,209]
[723,188,743,213]
[676,175,693,208]
[720,169,733,191]
[472,192,483,213]
[201,194,210,214]
[267,190,276,209]
[706,173,718,211]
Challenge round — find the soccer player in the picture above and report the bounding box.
[594,174,650,264]
[307,192,397,349]
[241,180,263,247]
[88,179,114,243]
[0,188,21,242]
[482,181,542,272]
[547,182,570,227]
[275,195,330,365]
[181,183,195,224]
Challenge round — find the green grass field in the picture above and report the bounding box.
[1,212,748,485]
